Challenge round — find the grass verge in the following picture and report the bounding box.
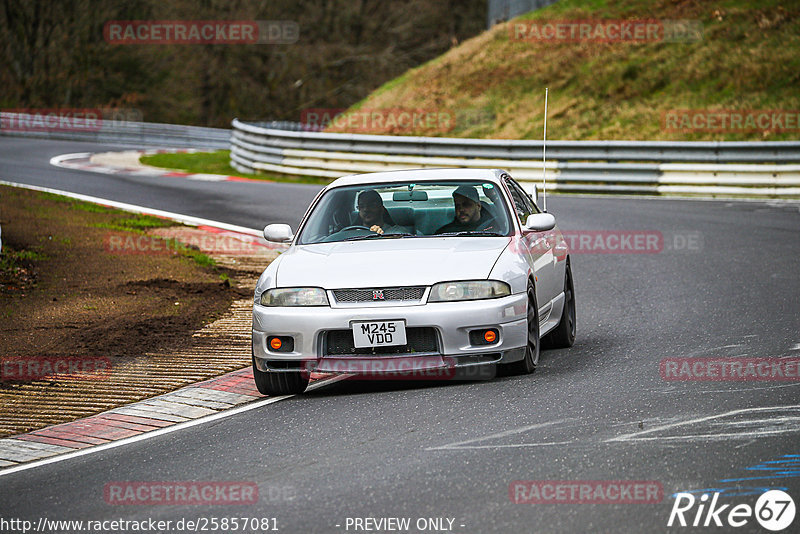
[0,184,253,437]
[140,150,333,185]
[330,0,800,141]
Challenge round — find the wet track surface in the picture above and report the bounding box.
[1,137,799,532]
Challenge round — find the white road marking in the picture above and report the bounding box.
[0,375,349,478]
[186,173,228,181]
[612,428,800,442]
[54,151,250,182]
[691,382,800,394]
[426,419,575,451]
[50,152,92,165]
[607,404,800,443]
[427,407,800,451]
[0,179,262,238]
[428,440,575,451]
[718,416,800,427]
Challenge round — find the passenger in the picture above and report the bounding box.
[435,185,495,234]
[355,189,409,235]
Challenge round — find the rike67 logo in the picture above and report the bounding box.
[668,490,795,531]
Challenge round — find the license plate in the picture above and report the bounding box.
[352,320,406,348]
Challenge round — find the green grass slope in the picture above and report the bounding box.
[330,0,799,140]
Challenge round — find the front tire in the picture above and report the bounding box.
[252,355,309,395]
[542,261,576,349]
[503,280,540,375]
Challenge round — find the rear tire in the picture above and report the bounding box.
[542,261,576,349]
[503,281,540,375]
[252,354,309,395]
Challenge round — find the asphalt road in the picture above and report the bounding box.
[0,137,319,229]
[1,137,800,533]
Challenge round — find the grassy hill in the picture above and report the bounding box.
[329,0,800,141]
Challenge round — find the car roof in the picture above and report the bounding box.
[327,168,506,188]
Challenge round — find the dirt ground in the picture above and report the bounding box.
[0,185,258,436]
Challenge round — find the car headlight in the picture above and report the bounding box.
[260,287,329,307]
[428,281,511,302]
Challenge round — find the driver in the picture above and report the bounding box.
[354,189,407,235]
[435,185,495,234]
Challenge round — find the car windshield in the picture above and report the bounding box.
[297,181,513,245]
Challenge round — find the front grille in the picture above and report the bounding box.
[332,287,425,303]
[323,327,439,356]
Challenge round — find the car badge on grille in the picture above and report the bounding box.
[372,290,385,301]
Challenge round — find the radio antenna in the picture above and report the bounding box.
[542,87,548,213]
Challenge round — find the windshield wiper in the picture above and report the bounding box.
[434,231,505,237]
[343,233,416,241]
[384,232,416,238]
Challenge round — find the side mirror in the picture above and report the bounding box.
[524,213,556,232]
[263,224,294,243]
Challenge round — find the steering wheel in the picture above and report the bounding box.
[339,225,372,232]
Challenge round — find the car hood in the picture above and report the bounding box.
[275,237,511,288]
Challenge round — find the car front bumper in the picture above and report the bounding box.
[252,292,528,374]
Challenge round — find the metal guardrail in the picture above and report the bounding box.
[231,119,800,198]
[231,119,800,162]
[2,111,797,198]
[0,112,229,149]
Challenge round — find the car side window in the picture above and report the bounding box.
[510,178,540,215]
[503,177,537,223]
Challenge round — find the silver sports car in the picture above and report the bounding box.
[252,168,575,394]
